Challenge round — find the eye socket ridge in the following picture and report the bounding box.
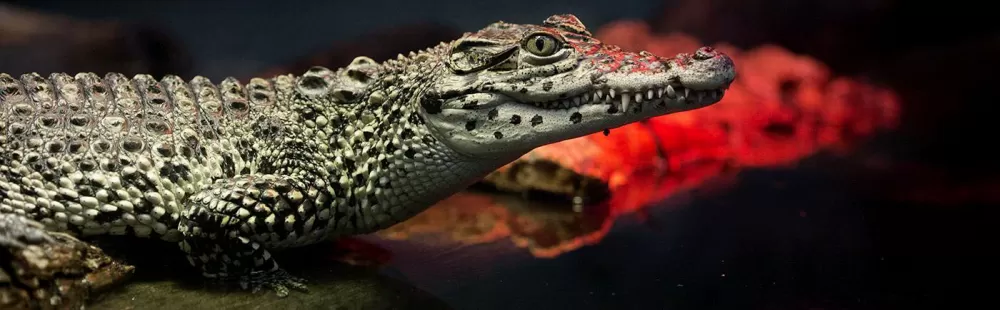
[522,33,563,57]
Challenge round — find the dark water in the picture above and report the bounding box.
[366,153,990,310]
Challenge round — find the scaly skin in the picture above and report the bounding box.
[0,14,735,296]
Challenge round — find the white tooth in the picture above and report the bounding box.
[684,88,690,98]
[583,93,591,102]
[647,90,654,99]
[609,89,617,98]
[666,86,676,98]
[621,94,631,112]
[573,97,582,106]
[657,88,664,97]
[596,90,604,99]
[696,91,704,102]
[635,93,643,103]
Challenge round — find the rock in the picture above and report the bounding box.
[0,214,135,310]
[87,237,452,310]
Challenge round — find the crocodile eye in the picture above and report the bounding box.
[523,34,559,56]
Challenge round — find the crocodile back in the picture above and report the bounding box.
[0,72,275,241]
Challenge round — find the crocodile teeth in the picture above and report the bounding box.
[525,84,725,112]
[621,93,631,112]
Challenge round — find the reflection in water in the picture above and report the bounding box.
[377,190,613,258]
[377,158,730,258]
[378,22,901,258]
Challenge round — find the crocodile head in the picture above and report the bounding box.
[419,14,736,159]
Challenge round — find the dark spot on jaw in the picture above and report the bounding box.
[570,112,582,124]
[510,115,521,125]
[603,129,611,136]
[519,88,528,94]
[465,120,477,131]
[530,115,543,127]
[488,108,498,120]
[421,98,442,114]
[542,81,553,91]
[462,100,478,109]
[494,131,503,139]
[607,104,619,114]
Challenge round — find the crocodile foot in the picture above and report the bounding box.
[240,268,309,297]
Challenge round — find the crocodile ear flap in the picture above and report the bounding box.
[447,39,518,74]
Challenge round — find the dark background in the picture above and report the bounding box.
[2,0,998,309]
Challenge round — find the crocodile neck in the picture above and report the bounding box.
[247,49,519,236]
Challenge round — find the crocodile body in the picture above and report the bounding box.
[0,14,735,296]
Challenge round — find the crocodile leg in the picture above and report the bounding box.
[177,174,333,297]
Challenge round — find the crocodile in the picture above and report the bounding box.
[0,14,735,297]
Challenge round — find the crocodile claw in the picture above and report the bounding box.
[240,269,309,297]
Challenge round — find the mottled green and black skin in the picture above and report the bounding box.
[0,14,735,296]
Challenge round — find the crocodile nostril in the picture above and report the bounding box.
[693,47,716,61]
